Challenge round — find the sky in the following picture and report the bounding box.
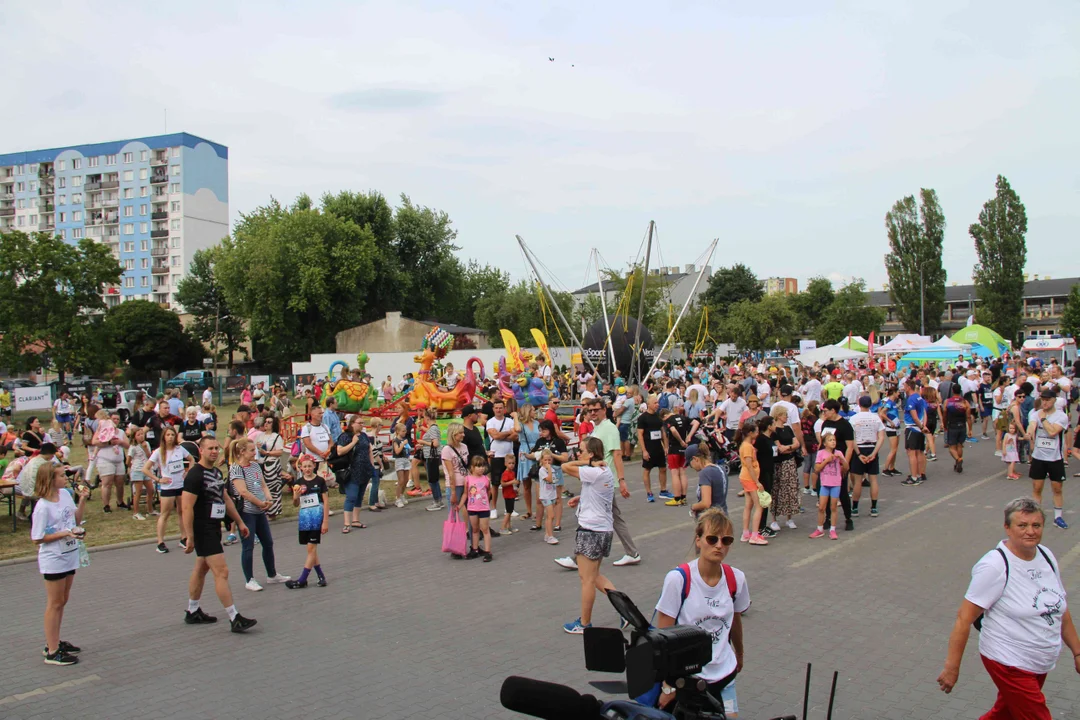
[3,1,1079,294]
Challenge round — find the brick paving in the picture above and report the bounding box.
[1,437,1078,719]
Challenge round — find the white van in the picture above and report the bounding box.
[1022,337,1078,367]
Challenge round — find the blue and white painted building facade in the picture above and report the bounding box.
[0,133,228,310]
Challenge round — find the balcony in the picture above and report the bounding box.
[103,198,118,207]
[99,180,119,190]
[151,264,170,274]
[150,229,169,238]
[38,168,54,179]
[86,215,103,226]
[151,154,168,166]
[39,222,55,231]
[41,203,55,213]
[0,207,14,217]
[151,247,168,257]
[151,210,168,220]
[104,214,119,225]
[84,181,101,192]
[150,174,168,185]
[39,185,54,196]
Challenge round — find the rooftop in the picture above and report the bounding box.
[418,320,486,335]
[866,276,1079,306]
[0,132,228,166]
[572,272,687,295]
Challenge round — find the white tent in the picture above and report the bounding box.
[795,346,867,365]
[830,335,868,347]
[927,336,969,351]
[876,334,933,353]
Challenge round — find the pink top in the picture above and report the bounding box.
[465,474,491,512]
[816,449,844,487]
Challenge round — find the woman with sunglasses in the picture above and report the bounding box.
[654,509,750,715]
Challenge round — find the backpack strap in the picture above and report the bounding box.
[721,563,737,600]
[677,563,692,607]
[975,547,1010,632]
[1036,545,1057,576]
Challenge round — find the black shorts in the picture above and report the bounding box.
[503,497,516,515]
[642,451,667,471]
[43,569,76,582]
[160,488,183,498]
[299,529,322,545]
[467,509,490,518]
[885,429,898,438]
[1029,459,1066,483]
[945,428,967,446]
[904,428,925,452]
[193,525,223,557]
[849,448,879,476]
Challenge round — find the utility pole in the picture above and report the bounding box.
[593,249,618,382]
[516,235,601,377]
[919,267,925,337]
[629,220,654,385]
[643,239,718,380]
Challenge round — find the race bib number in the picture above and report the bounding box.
[772,445,778,456]
[146,430,155,440]
[649,430,662,441]
[167,458,184,475]
[1035,436,1057,451]
[300,494,319,509]
[210,503,226,519]
[61,535,78,552]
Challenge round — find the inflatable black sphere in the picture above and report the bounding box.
[582,316,653,380]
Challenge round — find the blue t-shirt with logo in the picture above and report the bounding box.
[904,394,927,427]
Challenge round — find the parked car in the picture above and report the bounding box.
[165,370,214,391]
[1,379,38,392]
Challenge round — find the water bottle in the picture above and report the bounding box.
[78,539,91,568]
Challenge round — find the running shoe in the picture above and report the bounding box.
[545,536,559,544]
[809,529,825,539]
[224,533,239,545]
[133,513,146,521]
[658,491,674,500]
[554,525,561,531]
[482,552,493,563]
[184,608,218,624]
[829,529,838,540]
[465,549,480,559]
[769,521,781,532]
[994,451,1003,457]
[928,453,938,461]
[43,650,78,666]
[405,488,423,497]
[981,434,990,440]
[511,510,520,517]
[230,614,257,633]
[103,505,112,513]
[646,493,655,503]
[1007,473,1021,480]
[786,519,798,529]
[156,543,169,554]
[265,574,291,584]
[810,489,818,497]
[664,497,681,506]
[563,618,590,634]
[901,477,919,486]
[740,530,751,542]
[1054,517,1069,530]
[42,641,81,657]
[489,509,498,520]
[178,538,187,548]
[489,529,501,537]
[245,579,263,592]
[317,577,328,587]
[845,519,855,531]
[748,533,769,545]
[870,507,879,517]
[861,479,871,487]
[612,554,641,566]
[394,497,406,508]
[284,579,308,589]
[851,507,860,517]
[802,487,811,494]
[760,527,777,538]
[554,556,578,570]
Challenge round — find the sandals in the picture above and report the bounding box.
[342,526,351,534]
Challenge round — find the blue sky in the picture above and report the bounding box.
[3,1,1078,292]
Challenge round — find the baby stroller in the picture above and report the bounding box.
[695,423,740,474]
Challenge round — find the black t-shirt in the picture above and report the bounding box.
[100,389,118,410]
[534,436,567,466]
[21,431,43,451]
[774,425,796,461]
[820,418,854,458]
[144,414,167,450]
[664,414,691,452]
[180,420,204,443]
[637,412,665,456]
[183,463,227,528]
[479,401,496,441]
[754,432,776,475]
[463,425,486,463]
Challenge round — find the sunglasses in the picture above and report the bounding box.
[701,534,735,547]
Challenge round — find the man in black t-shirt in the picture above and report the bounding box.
[180,437,256,633]
[635,394,669,501]
[459,406,487,463]
[819,399,855,532]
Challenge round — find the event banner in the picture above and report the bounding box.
[14,386,53,411]
[799,340,818,352]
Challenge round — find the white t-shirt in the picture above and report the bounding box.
[486,416,514,458]
[538,465,557,502]
[580,390,598,402]
[577,372,593,391]
[850,411,885,447]
[30,492,80,575]
[965,542,1066,674]
[300,423,331,455]
[801,379,823,404]
[718,398,747,430]
[756,382,771,408]
[655,559,751,682]
[576,465,614,532]
[444,370,459,389]
[842,380,864,406]
[202,387,212,404]
[1001,385,1017,407]
[53,398,73,415]
[772,400,800,428]
[148,445,191,491]
[687,384,709,405]
[1027,409,1068,462]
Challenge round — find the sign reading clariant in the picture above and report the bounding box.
[14,386,53,411]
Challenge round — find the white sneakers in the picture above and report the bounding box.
[786,519,798,529]
[265,574,291,584]
[394,497,407,508]
[769,521,781,532]
[545,536,559,545]
[554,556,578,570]
[612,554,642,567]
[245,579,263,592]
[489,509,498,519]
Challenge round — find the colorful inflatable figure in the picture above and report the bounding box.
[495,329,556,406]
[409,327,485,411]
[324,352,379,412]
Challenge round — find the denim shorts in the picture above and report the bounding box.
[819,485,841,499]
[618,424,631,442]
[540,498,557,507]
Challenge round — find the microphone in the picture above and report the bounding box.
[500,676,602,720]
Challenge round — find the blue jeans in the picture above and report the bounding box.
[343,472,370,513]
[240,511,277,582]
[425,457,442,503]
[368,467,382,506]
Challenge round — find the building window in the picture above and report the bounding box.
[72,159,81,170]
[16,199,24,209]
[124,259,134,270]
[73,211,82,221]
[29,214,37,224]
[171,255,180,267]
[125,277,134,288]
[172,274,181,286]
[58,177,66,188]
[140,258,148,269]
[140,222,148,233]
[72,228,83,238]
[141,276,149,287]
[140,239,148,251]
[171,165,181,176]
[169,183,180,194]
[124,188,133,199]
[59,212,66,222]
[16,182,25,192]
[88,157,99,168]
[140,186,148,197]
[123,170,133,181]
[138,168,147,180]
[140,150,148,162]
[172,147,180,158]
[72,193,81,204]
[58,160,66,171]
[72,176,82,187]
[170,237,180,248]
[123,241,134,252]
[17,216,25,227]
[30,198,38,208]
[106,155,116,165]
[123,206,133,217]
[29,180,37,191]
[170,201,180,212]
[123,223,134,235]
[140,204,147,216]
[29,164,38,173]
[123,152,133,163]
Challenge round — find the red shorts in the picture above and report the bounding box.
[979,655,1050,720]
[666,454,685,470]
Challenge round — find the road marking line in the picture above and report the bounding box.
[636,521,694,541]
[0,674,100,706]
[790,472,1002,569]
[1059,536,1080,571]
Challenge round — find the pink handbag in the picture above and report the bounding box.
[441,505,467,555]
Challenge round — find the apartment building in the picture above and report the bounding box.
[0,132,228,310]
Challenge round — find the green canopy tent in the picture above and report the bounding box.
[949,325,1008,358]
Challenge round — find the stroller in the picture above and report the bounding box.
[694,422,740,474]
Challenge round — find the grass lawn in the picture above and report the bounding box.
[0,399,404,562]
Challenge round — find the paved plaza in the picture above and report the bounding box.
[2,438,1079,720]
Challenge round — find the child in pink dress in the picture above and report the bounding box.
[1001,421,1020,480]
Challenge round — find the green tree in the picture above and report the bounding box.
[214,197,378,370]
[105,300,204,373]
[473,280,574,349]
[1060,284,1080,340]
[721,295,798,352]
[571,294,605,336]
[441,260,510,328]
[788,276,835,334]
[0,231,122,382]
[702,263,764,318]
[970,175,1028,343]
[814,280,886,345]
[175,248,247,369]
[884,188,947,333]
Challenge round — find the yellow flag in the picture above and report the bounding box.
[530,328,552,367]
[500,329,524,373]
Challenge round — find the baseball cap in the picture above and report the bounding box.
[779,384,794,396]
[459,405,477,417]
[617,386,627,395]
[684,443,701,464]
[1039,387,1057,399]
[858,395,872,408]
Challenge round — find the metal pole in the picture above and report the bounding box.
[630,220,654,385]
[643,239,718,381]
[919,267,925,336]
[516,235,601,377]
[593,248,618,382]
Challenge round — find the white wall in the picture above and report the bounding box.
[293,346,576,381]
